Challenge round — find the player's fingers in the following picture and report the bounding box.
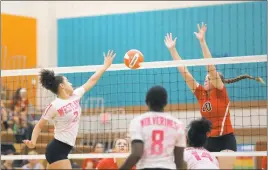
[166,33,169,39]
[194,32,198,37]
[164,35,168,42]
[107,50,111,56]
[164,40,167,46]
[174,37,177,43]
[197,24,201,31]
[110,50,114,57]
[112,53,116,59]
[167,33,171,41]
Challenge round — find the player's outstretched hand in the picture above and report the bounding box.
[194,22,207,42]
[103,50,116,69]
[23,140,36,149]
[164,33,177,50]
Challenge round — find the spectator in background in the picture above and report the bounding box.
[12,88,35,122]
[1,150,15,170]
[262,156,267,170]
[22,150,44,169]
[82,142,105,169]
[1,100,12,132]
[94,142,105,153]
[10,89,34,143]
[96,138,135,170]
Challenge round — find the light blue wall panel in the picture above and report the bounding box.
[58,2,267,107]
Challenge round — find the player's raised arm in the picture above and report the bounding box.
[23,94,57,149]
[165,33,198,93]
[82,50,116,92]
[194,23,224,90]
[23,118,48,148]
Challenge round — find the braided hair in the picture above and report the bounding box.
[218,73,265,84]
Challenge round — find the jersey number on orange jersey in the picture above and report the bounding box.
[151,130,164,155]
[202,101,212,112]
[192,151,213,162]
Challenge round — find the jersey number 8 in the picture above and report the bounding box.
[151,130,164,155]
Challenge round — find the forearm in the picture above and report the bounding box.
[83,66,107,91]
[90,67,107,82]
[199,40,217,75]
[119,154,140,170]
[169,48,189,73]
[31,124,42,144]
[169,48,197,91]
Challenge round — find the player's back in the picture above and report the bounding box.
[184,147,219,169]
[130,112,185,169]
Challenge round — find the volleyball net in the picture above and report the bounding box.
[1,55,267,169]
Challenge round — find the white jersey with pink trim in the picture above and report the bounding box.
[42,87,85,146]
[129,112,186,169]
[184,147,219,169]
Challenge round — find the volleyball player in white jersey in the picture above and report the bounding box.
[23,50,116,169]
[119,86,186,170]
[184,118,219,169]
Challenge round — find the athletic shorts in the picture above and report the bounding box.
[45,139,73,164]
[205,133,237,152]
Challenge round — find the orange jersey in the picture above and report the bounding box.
[194,85,233,137]
[96,158,136,170]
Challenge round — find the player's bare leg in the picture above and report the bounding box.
[218,150,236,169]
[47,159,72,169]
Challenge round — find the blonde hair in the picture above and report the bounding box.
[28,150,38,155]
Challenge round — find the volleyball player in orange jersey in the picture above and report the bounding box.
[164,22,264,169]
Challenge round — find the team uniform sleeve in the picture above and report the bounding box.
[194,84,205,100]
[175,123,186,147]
[42,104,57,121]
[73,86,86,98]
[129,118,143,141]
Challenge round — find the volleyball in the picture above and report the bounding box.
[124,49,144,69]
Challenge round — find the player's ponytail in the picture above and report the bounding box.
[187,118,212,147]
[40,69,63,94]
[219,73,265,84]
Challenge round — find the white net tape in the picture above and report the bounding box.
[1,55,267,76]
[1,151,267,160]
